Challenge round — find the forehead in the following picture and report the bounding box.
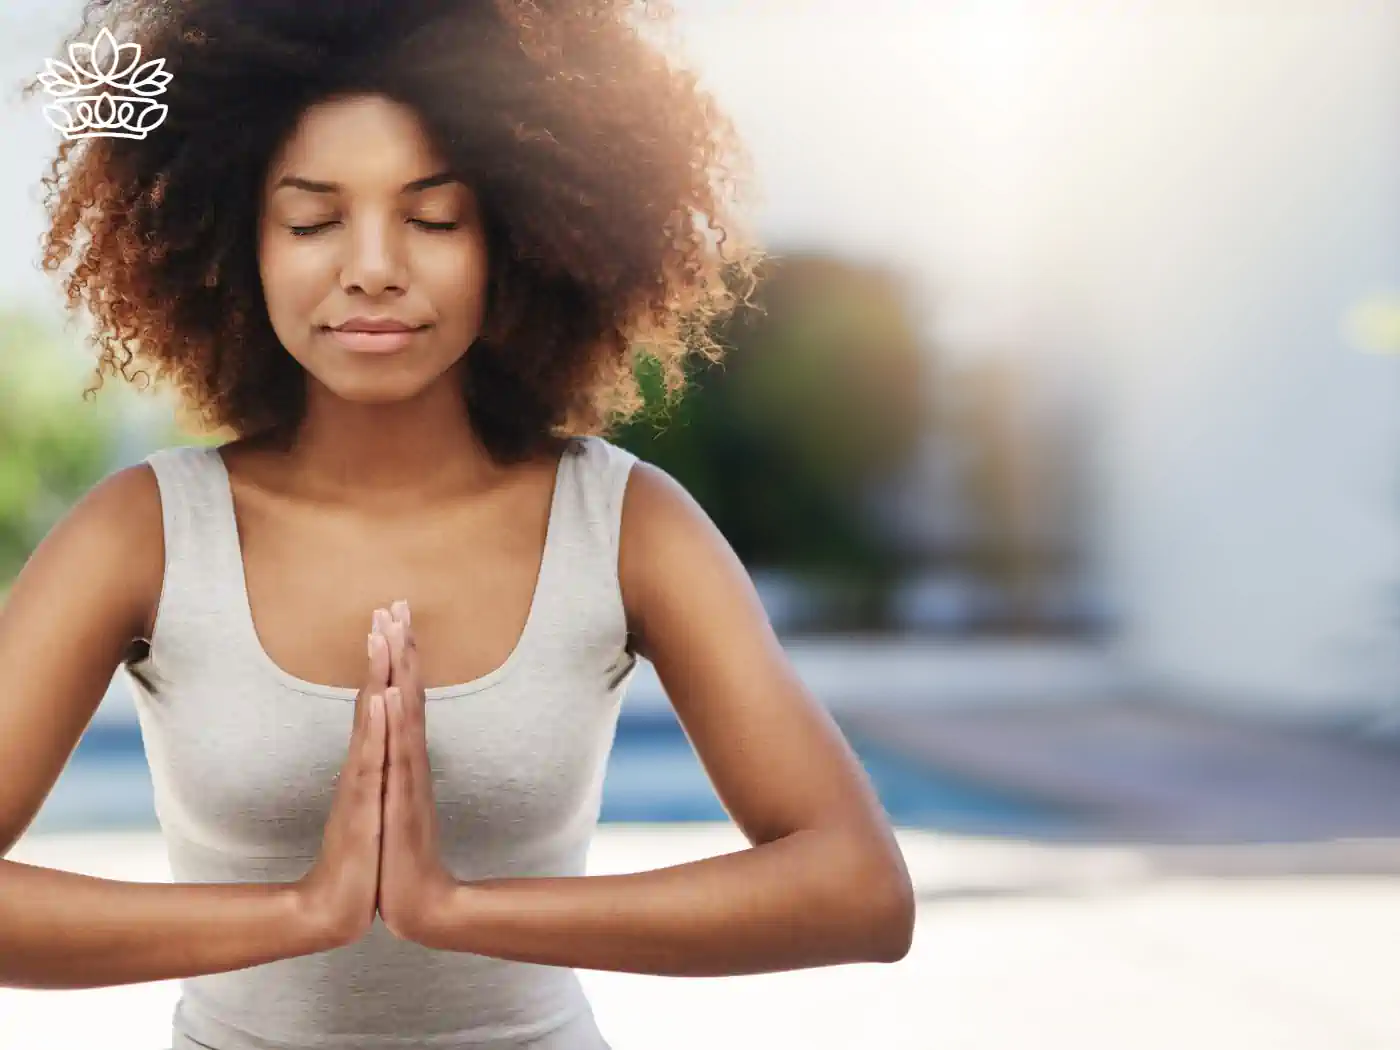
[266,94,448,189]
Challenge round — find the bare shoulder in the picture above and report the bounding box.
[15,463,167,639]
[616,459,771,663]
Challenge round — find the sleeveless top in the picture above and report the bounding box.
[125,434,640,1050]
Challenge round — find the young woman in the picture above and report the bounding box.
[2,2,915,1047]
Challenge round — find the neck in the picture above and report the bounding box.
[281,374,497,503]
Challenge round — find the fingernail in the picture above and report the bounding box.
[367,633,374,658]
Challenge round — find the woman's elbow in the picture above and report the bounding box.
[867,867,916,962]
[835,839,915,963]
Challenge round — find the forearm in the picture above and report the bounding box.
[421,829,914,977]
[0,859,339,989]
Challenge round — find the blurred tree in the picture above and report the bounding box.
[613,251,936,627]
[0,309,127,589]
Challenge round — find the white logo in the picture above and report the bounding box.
[37,27,171,141]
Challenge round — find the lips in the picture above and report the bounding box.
[332,317,425,333]
[323,318,429,353]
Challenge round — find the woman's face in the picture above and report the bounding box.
[258,93,488,406]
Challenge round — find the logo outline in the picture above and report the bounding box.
[37,26,171,141]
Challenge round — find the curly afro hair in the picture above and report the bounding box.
[25,0,762,464]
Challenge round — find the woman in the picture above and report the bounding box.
[2,1,915,1047]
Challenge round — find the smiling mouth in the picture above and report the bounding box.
[320,324,431,353]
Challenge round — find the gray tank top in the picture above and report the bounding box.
[127,434,640,1050]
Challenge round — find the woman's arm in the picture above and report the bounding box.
[0,466,341,989]
[401,462,915,975]
[414,833,911,977]
[0,863,331,989]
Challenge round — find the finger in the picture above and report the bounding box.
[393,689,428,840]
[353,633,388,743]
[388,681,426,808]
[357,695,386,840]
[393,602,414,655]
[410,697,432,799]
[391,618,406,671]
[382,710,399,808]
[385,686,404,775]
[392,623,418,705]
[393,687,425,815]
[378,608,397,668]
[380,603,419,694]
[354,693,386,792]
[373,607,394,669]
[368,692,387,769]
[403,620,418,672]
[363,609,390,685]
[384,686,402,791]
[368,625,390,688]
[398,624,421,710]
[382,727,403,851]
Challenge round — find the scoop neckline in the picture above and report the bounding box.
[207,441,574,701]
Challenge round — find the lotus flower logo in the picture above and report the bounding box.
[37,27,171,140]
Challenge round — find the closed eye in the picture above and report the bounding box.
[288,221,336,236]
[286,219,459,236]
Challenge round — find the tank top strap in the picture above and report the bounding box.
[575,434,639,560]
[527,435,639,670]
[553,434,638,578]
[140,443,248,651]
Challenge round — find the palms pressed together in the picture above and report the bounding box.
[375,601,457,941]
[299,600,456,949]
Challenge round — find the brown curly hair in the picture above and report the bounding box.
[24,0,761,464]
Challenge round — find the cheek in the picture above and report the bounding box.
[259,234,328,339]
[423,239,490,332]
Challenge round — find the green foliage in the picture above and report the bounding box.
[0,310,127,587]
[613,252,936,620]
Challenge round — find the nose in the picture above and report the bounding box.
[339,214,407,297]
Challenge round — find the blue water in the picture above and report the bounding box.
[28,712,1087,838]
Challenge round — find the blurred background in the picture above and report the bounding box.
[3,1,1399,1048]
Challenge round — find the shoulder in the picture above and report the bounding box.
[611,447,755,660]
[84,464,167,637]
[11,461,166,641]
[65,461,166,559]
[578,434,697,555]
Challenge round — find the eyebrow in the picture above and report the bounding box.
[273,171,460,194]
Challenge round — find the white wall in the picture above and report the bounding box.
[1065,8,1400,723]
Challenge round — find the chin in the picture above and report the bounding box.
[317,369,437,406]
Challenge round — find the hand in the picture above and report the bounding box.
[377,601,458,943]
[293,615,390,948]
